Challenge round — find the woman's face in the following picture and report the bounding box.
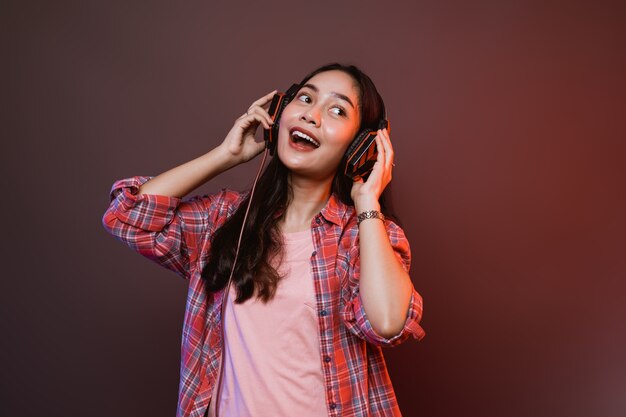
[276,70,361,181]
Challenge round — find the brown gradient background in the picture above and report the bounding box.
[2,1,625,416]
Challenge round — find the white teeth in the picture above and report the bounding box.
[292,130,320,147]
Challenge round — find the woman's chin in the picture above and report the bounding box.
[279,149,312,170]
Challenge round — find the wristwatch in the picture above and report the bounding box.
[357,210,385,225]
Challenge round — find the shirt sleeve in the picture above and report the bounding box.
[101,175,241,279]
[341,220,426,347]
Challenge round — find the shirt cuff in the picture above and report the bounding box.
[343,288,426,347]
[108,175,182,232]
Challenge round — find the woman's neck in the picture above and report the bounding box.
[280,174,333,233]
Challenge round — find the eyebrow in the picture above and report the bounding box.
[301,83,355,109]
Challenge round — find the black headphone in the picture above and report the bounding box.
[263,84,389,181]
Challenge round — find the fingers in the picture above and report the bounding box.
[239,103,274,127]
[236,111,272,130]
[370,129,393,187]
[377,128,394,170]
[242,107,273,128]
[241,90,277,125]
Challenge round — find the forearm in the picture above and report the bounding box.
[138,144,237,198]
[355,202,414,339]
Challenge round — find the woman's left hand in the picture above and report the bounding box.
[350,128,394,211]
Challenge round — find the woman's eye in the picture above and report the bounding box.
[330,106,346,116]
[298,94,312,103]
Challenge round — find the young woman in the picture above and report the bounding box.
[102,63,425,417]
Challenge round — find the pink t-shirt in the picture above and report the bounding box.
[208,229,328,417]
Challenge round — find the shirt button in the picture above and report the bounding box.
[311,251,317,257]
[324,355,331,363]
[320,310,327,316]
[316,217,321,224]
[329,402,337,409]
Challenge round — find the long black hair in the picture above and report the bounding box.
[201,63,387,303]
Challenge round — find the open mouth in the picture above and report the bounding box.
[290,129,320,149]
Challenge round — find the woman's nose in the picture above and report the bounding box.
[300,107,320,126]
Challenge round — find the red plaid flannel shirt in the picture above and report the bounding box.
[102,175,425,417]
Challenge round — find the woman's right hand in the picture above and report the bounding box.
[219,90,277,165]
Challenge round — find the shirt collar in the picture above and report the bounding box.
[319,193,354,227]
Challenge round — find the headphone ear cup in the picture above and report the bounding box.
[343,118,390,179]
[264,84,300,155]
[344,128,371,160]
[272,95,291,139]
[344,128,378,180]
